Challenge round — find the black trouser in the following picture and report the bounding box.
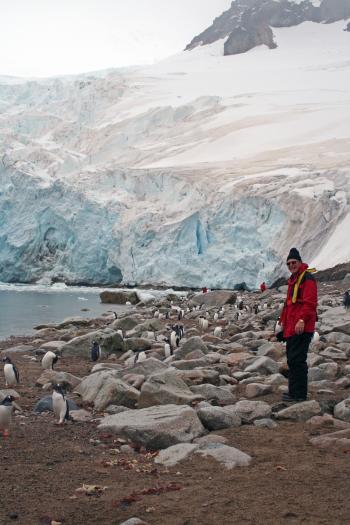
[286,333,313,400]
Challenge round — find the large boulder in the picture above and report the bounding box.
[195,443,251,469]
[244,356,279,375]
[175,337,209,360]
[191,290,236,307]
[120,357,167,378]
[231,400,272,423]
[61,329,124,358]
[75,370,140,410]
[100,290,138,304]
[35,370,82,391]
[197,406,241,431]
[334,398,350,422]
[138,370,204,408]
[275,401,321,421]
[110,316,140,332]
[190,384,235,405]
[98,404,206,449]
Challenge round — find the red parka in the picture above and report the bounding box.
[280,263,318,338]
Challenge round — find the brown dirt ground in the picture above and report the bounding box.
[1,280,350,525]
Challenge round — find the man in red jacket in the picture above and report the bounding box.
[279,248,318,402]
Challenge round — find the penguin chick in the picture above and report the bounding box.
[2,357,19,387]
[52,384,70,425]
[0,395,15,437]
[91,341,101,362]
[41,351,59,371]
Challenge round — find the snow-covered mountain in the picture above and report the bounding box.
[0,1,350,288]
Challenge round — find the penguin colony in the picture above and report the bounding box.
[0,294,321,437]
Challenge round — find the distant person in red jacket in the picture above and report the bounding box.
[202,286,208,294]
[260,282,267,293]
[279,247,317,402]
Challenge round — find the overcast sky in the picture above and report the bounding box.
[0,0,232,78]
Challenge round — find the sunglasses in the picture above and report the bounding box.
[287,260,299,267]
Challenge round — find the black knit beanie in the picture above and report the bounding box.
[286,247,302,262]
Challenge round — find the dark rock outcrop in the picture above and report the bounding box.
[186,0,350,57]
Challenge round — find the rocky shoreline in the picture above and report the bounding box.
[1,279,350,524]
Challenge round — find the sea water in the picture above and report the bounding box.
[0,283,130,341]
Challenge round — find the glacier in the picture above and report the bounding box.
[0,19,350,288]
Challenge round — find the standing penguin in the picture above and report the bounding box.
[0,395,15,437]
[52,384,70,425]
[91,341,101,362]
[41,351,59,371]
[2,357,19,387]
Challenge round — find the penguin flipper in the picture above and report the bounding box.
[14,365,20,383]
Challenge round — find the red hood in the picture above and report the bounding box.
[288,262,309,284]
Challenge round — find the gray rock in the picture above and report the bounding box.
[231,400,272,423]
[98,404,206,449]
[244,356,279,375]
[33,396,78,413]
[171,358,209,370]
[138,370,203,408]
[254,418,277,429]
[308,363,338,382]
[100,290,138,304]
[191,290,236,307]
[195,443,251,469]
[105,405,130,415]
[334,398,350,422]
[197,406,241,431]
[175,337,209,360]
[320,347,347,360]
[275,400,321,421]
[121,357,167,378]
[123,338,152,352]
[61,329,124,358]
[155,443,199,467]
[119,517,149,525]
[75,371,139,410]
[190,384,235,405]
[245,383,273,398]
[110,316,140,332]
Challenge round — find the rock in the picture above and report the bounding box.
[244,356,279,375]
[177,369,220,386]
[98,404,206,449]
[155,443,199,467]
[334,398,350,422]
[190,384,235,405]
[254,418,277,429]
[110,316,140,332]
[0,389,20,401]
[197,406,241,431]
[119,518,150,525]
[310,428,350,451]
[257,342,284,360]
[320,347,347,360]
[70,409,93,422]
[100,290,138,304]
[75,372,139,410]
[1,345,35,355]
[306,414,350,429]
[231,400,272,423]
[220,352,251,367]
[275,400,321,421]
[138,370,203,408]
[39,340,66,352]
[33,396,78,413]
[123,338,152,352]
[308,363,338,382]
[171,358,209,370]
[194,434,228,445]
[35,370,82,391]
[191,290,236,307]
[245,383,273,398]
[121,357,168,377]
[175,337,209,359]
[104,405,130,415]
[61,329,124,358]
[195,443,251,469]
[265,373,287,386]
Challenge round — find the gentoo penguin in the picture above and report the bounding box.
[170,330,177,349]
[164,342,173,358]
[213,326,222,337]
[52,384,70,425]
[113,312,118,320]
[41,351,59,371]
[311,331,320,344]
[91,341,101,362]
[0,395,15,437]
[213,313,219,322]
[2,357,19,387]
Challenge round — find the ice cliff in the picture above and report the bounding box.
[0,9,349,288]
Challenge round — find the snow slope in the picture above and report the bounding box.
[0,20,349,286]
